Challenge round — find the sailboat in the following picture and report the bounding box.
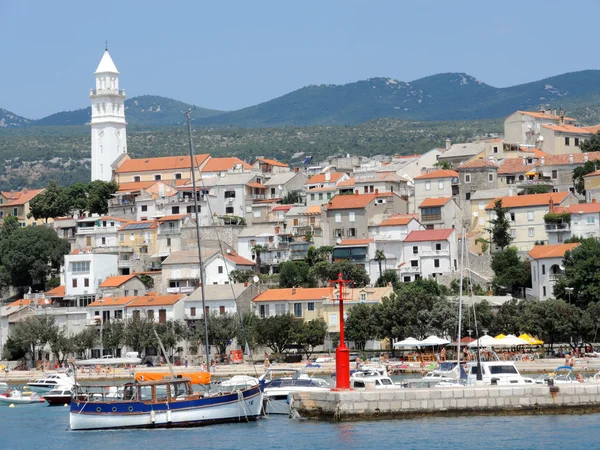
[68,111,264,431]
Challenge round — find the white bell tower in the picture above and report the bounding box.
[90,46,127,181]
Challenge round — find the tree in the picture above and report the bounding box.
[524,185,551,195]
[29,181,69,222]
[279,191,303,205]
[309,260,370,288]
[374,249,386,279]
[572,160,600,196]
[62,182,88,216]
[155,320,187,360]
[486,199,512,251]
[195,313,239,356]
[554,238,600,308]
[375,269,400,288]
[8,315,58,364]
[256,314,297,355]
[345,303,378,350]
[125,314,155,357]
[102,321,126,357]
[234,312,260,353]
[292,318,327,359]
[491,247,530,296]
[278,261,315,288]
[306,246,333,266]
[73,327,98,359]
[434,161,452,170]
[87,180,118,215]
[229,269,254,284]
[251,245,265,274]
[49,327,75,365]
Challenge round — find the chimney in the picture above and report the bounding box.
[522,158,526,166]
[375,189,379,194]
[540,157,545,166]
[552,108,557,118]
[325,172,331,181]
[294,167,300,173]
[584,153,589,163]
[539,108,546,115]
[292,287,296,295]
[593,198,597,204]
[549,198,554,213]
[355,191,359,195]
[569,154,574,164]
[445,138,451,151]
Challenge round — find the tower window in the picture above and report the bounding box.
[154,174,162,181]
[133,176,141,182]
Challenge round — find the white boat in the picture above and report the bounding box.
[44,387,74,406]
[350,373,398,389]
[352,363,389,377]
[0,390,45,405]
[465,361,530,386]
[259,368,330,415]
[27,373,75,392]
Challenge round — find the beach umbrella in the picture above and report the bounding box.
[393,337,422,348]
[419,335,451,346]
[452,337,475,345]
[495,334,506,339]
[494,334,530,346]
[467,334,500,347]
[519,333,544,345]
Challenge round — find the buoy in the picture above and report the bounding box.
[9,404,14,408]
[64,404,69,407]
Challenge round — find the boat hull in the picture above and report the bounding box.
[45,395,73,406]
[69,385,263,430]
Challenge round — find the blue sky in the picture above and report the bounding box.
[2,0,599,119]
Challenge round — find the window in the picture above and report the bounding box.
[293,303,303,317]
[329,313,337,326]
[133,176,141,182]
[119,234,124,242]
[479,201,485,210]
[588,216,596,224]
[307,302,315,311]
[438,181,444,190]
[218,265,223,274]
[465,192,471,200]
[465,174,471,183]
[363,186,369,193]
[435,243,442,251]
[528,227,535,238]
[335,213,341,223]
[327,193,332,200]
[488,174,494,182]
[425,181,430,191]
[224,191,236,199]
[133,290,138,296]
[72,278,77,288]
[493,146,499,154]
[219,306,225,315]
[360,293,367,302]
[13,207,18,216]
[147,310,155,321]
[511,229,516,238]
[575,138,580,147]
[413,246,418,255]
[510,212,516,222]
[310,194,315,201]
[318,193,323,200]
[101,237,106,245]
[551,170,558,179]
[518,175,525,181]
[542,265,545,275]
[527,211,534,221]
[543,286,547,297]
[190,307,196,317]
[172,206,180,214]
[124,290,129,296]
[565,137,570,146]
[348,228,357,237]
[167,238,171,247]
[158,309,167,324]
[434,259,440,268]
[225,206,234,214]
[411,260,418,267]
[84,278,89,287]
[71,261,90,273]
[259,304,270,318]
[141,205,148,212]
[175,173,182,179]
[114,310,122,320]
[154,174,162,181]
[349,212,356,222]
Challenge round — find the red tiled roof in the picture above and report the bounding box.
[254,157,288,168]
[157,214,187,222]
[7,298,50,307]
[224,252,255,266]
[45,285,65,297]
[119,220,158,231]
[308,186,337,192]
[485,192,570,210]
[405,229,454,242]
[541,151,600,166]
[541,124,600,134]
[306,172,346,185]
[498,158,535,174]
[88,296,137,307]
[100,274,137,288]
[202,157,252,172]
[127,294,186,307]
[414,170,459,180]
[253,287,332,303]
[326,192,396,210]
[560,203,600,214]
[519,147,549,158]
[272,205,294,212]
[246,182,267,189]
[337,178,356,187]
[378,215,416,227]
[98,216,130,223]
[1,189,45,206]
[518,111,575,121]
[116,155,210,173]
[339,238,373,246]
[419,197,451,208]
[528,243,580,260]
[457,159,498,170]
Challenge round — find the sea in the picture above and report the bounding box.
[1,402,599,450]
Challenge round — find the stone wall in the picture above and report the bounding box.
[293,384,600,421]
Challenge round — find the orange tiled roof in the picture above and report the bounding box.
[224,252,255,266]
[1,189,45,206]
[157,214,187,222]
[497,158,535,174]
[405,229,454,242]
[457,159,498,170]
[255,157,288,168]
[119,220,158,231]
[337,178,356,187]
[272,205,294,212]
[253,287,332,302]
[519,147,549,158]
[116,155,210,174]
[100,274,137,288]
[88,296,138,307]
[308,186,337,192]
[339,238,373,246]
[518,111,576,121]
[7,298,50,307]
[419,197,451,208]
[557,203,600,214]
[414,170,459,180]
[127,294,186,307]
[541,124,600,134]
[585,169,600,178]
[306,172,346,185]
[528,243,580,260]
[202,157,251,172]
[98,216,130,223]
[45,285,65,297]
[247,182,267,189]
[378,215,416,227]
[541,151,600,166]
[485,192,569,210]
[326,192,395,210]
[305,205,322,214]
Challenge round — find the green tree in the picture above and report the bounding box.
[29,181,69,222]
[375,269,399,288]
[279,191,303,205]
[87,180,118,215]
[195,313,238,357]
[292,318,327,359]
[125,314,155,357]
[229,269,254,284]
[256,314,297,355]
[434,161,452,170]
[8,315,58,363]
[554,238,600,307]
[310,260,370,288]
[234,312,260,353]
[306,246,333,266]
[572,160,600,196]
[49,327,75,365]
[155,319,187,360]
[486,199,512,251]
[102,320,126,357]
[524,185,551,194]
[251,245,265,274]
[374,249,386,279]
[345,303,378,350]
[73,327,98,359]
[62,181,89,216]
[278,261,316,288]
[491,247,531,296]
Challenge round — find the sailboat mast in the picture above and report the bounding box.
[456,225,465,369]
[185,110,211,374]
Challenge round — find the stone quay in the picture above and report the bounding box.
[292,384,600,421]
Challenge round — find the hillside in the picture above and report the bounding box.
[5,70,600,128]
[0,118,502,190]
[0,109,30,128]
[33,95,224,127]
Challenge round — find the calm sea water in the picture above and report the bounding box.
[1,401,599,450]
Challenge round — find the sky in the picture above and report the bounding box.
[2,0,600,119]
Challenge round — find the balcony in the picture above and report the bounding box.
[545,223,570,232]
[421,214,442,222]
[77,227,96,235]
[118,259,131,268]
[160,228,181,235]
[400,265,420,273]
[92,246,121,254]
[549,273,564,283]
[420,249,450,256]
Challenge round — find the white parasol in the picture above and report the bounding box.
[393,337,422,348]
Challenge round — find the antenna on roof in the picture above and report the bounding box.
[105,40,108,51]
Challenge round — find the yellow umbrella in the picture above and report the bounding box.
[495,334,506,339]
[525,171,538,177]
[519,333,544,345]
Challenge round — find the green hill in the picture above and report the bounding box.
[0,108,30,128]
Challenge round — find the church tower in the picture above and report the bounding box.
[90,48,127,181]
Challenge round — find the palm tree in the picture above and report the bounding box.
[374,249,386,278]
[252,245,265,274]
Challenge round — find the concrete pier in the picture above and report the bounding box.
[292,384,600,420]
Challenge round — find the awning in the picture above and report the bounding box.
[525,171,538,176]
[150,251,171,259]
[135,371,211,385]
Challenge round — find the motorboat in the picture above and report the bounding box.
[0,390,45,405]
[44,387,74,406]
[70,377,263,430]
[219,375,259,390]
[259,368,330,415]
[27,373,75,392]
[350,373,398,389]
[465,361,530,386]
[352,363,389,377]
[550,366,579,384]
[423,362,461,382]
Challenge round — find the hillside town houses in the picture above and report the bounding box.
[5,50,600,365]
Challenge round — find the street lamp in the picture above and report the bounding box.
[565,287,574,303]
[98,299,106,358]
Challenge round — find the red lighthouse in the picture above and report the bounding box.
[330,272,353,390]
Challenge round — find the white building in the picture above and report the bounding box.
[527,243,579,301]
[204,251,255,285]
[400,229,457,282]
[64,251,118,307]
[90,48,127,181]
[547,203,600,244]
[185,283,258,318]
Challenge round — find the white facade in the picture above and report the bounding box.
[399,230,457,282]
[90,49,127,181]
[64,253,118,304]
[368,218,425,276]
